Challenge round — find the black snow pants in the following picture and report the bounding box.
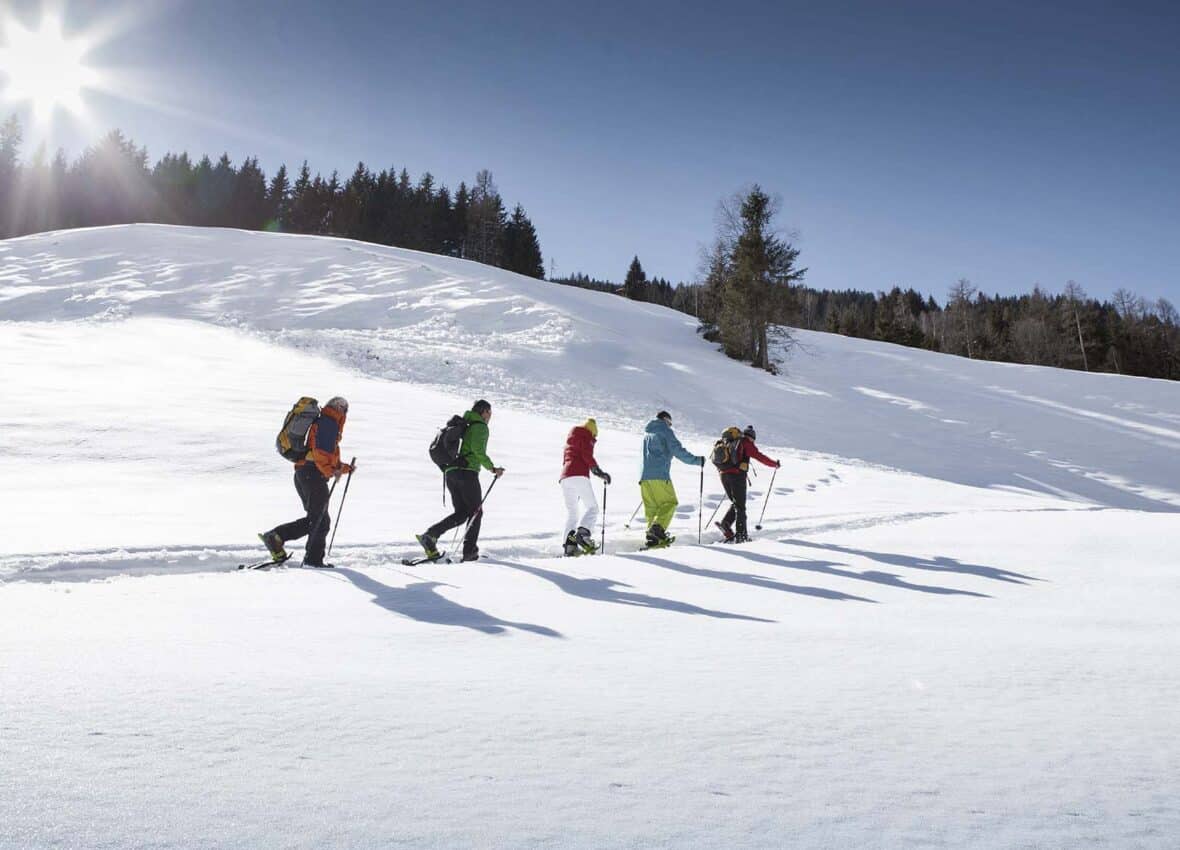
[426,468,484,558]
[720,472,748,537]
[273,463,331,565]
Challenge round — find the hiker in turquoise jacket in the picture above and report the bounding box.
[639,411,704,547]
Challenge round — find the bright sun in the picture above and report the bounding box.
[0,15,96,119]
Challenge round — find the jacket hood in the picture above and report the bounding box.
[464,409,486,424]
[644,418,667,434]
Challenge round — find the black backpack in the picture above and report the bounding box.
[710,426,744,471]
[429,415,469,471]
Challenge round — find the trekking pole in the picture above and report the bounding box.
[706,497,725,528]
[302,473,342,566]
[326,457,356,558]
[624,500,643,529]
[755,466,778,531]
[600,481,607,554]
[698,464,704,544]
[461,475,500,532]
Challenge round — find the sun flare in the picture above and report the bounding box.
[0,15,97,119]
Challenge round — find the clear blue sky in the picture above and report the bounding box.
[3,0,1179,303]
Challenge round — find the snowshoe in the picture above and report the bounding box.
[258,530,288,562]
[460,551,480,563]
[575,526,598,555]
[302,561,335,569]
[714,521,735,543]
[415,532,441,561]
[563,531,580,557]
[642,524,675,550]
[402,552,449,566]
[238,553,290,571]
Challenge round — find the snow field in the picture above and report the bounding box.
[2,224,1180,848]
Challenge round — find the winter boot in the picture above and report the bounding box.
[259,530,288,562]
[460,550,480,563]
[575,526,598,555]
[563,530,580,557]
[645,524,674,549]
[714,521,735,543]
[416,533,441,560]
[303,561,335,569]
[733,532,749,544]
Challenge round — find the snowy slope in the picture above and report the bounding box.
[2,225,1179,849]
[4,224,1178,513]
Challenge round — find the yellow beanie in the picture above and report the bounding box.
[583,418,598,437]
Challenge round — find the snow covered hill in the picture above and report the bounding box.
[2,225,1178,848]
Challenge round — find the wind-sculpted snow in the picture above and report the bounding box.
[3,223,1179,513]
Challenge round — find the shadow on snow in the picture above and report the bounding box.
[490,559,776,623]
[709,547,992,598]
[779,538,1043,585]
[333,567,562,638]
[623,552,877,603]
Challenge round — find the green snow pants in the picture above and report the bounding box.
[640,479,679,531]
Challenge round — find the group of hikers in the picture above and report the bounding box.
[258,397,781,568]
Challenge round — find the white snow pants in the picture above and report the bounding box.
[561,475,600,536]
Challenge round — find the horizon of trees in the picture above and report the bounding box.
[2,116,1176,380]
[0,115,545,279]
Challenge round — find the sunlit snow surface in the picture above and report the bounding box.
[1,225,1178,848]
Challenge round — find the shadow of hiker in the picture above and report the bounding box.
[709,548,991,598]
[624,553,876,603]
[333,568,562,638]
[491,560,776,623]
[779,539,1042,584]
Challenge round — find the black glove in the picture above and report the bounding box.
[592,466,612,485]
[775,459,782,468]
[698,456,707,466]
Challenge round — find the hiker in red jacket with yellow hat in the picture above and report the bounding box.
[560,418,611,556]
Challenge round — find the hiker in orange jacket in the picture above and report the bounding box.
[260,397,353,567]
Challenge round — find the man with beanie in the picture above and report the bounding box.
[716,424,780,544]
[417,399,504,563]
[560,418,611,556]
[639,410,704,548]
[260,396,354,568]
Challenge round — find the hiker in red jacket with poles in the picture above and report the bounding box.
[714,425,779,544]
[560,418,611,556]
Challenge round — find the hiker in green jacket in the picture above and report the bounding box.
[417,399,504,562]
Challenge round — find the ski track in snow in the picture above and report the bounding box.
[3,225,1180,848]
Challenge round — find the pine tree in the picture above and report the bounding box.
[0,115,21,237]
[720,186,805,370]
[501,204,544,278]
[287,162,314,232]
[467,169,506,265]
[231,156,268,229]
[266,164,289,231]
[624,256,648,301]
